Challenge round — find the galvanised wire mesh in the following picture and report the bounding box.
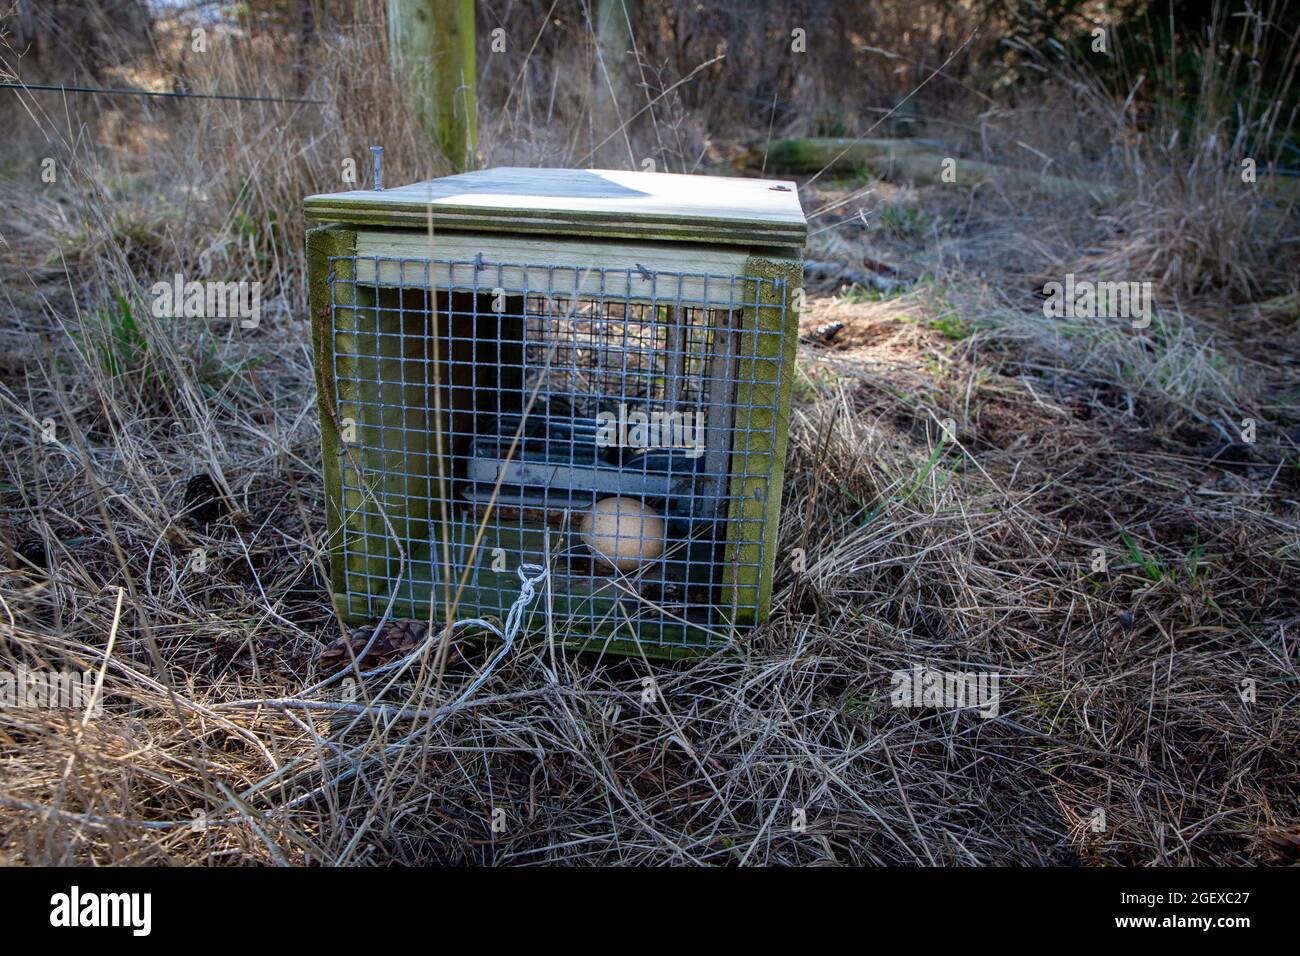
[326,254,787,650]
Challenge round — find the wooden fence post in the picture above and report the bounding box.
[388,0,478,172]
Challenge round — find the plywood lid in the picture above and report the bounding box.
[305,166,806,249]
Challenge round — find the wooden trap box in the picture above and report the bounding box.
[306,167,806,657]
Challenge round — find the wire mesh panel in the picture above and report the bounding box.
[325,254,788,652]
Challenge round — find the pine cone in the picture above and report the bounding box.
[319,619,429,668]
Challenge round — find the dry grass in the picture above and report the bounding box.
[0,1,1298,866]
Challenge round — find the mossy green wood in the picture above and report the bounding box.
[308,224,353,618]
[720,254,801,627]
[387,0,477,172]
[593,0,636,168]
[310,224,436,621]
